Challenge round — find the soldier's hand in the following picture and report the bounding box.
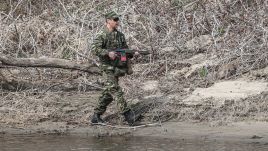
[134,51,140,56]
[108,51,117,60]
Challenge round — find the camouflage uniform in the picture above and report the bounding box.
[91,23,132,115]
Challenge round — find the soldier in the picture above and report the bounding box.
[90,11,138,125]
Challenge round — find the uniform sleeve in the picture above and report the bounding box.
[121,34,129,49]
[91,33,108,57]
[120,33,134,59]
[122,34,134,58]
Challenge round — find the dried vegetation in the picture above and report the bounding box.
[0,0,267,127]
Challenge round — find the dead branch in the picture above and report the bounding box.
[92,122,161,129]
[0,54,101,74]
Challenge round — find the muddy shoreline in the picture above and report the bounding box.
[1,121,268,144]
[1,85,268,143]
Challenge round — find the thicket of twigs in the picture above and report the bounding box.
[0,0,267,125]
[1,0,267,85]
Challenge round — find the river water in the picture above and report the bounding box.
[0,134,268,151]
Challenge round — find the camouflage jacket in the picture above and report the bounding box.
[91,27,131,69]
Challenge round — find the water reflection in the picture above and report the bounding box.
[0,134,268,151]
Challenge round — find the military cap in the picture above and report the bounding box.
[105,11,120,19]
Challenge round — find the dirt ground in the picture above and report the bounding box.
[1,79,268,143]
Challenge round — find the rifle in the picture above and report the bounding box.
[114,49,150,62]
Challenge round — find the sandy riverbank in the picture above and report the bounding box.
[1,121,268,144]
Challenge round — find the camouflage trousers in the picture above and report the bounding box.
[94,69,129,115]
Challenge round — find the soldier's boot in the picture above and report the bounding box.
[127,60,133,75]
[91,113,105,124]
[123,110,135,125]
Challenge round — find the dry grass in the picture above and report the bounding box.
[0,0,267,126]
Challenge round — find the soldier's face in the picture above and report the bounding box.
[107,18,119,29]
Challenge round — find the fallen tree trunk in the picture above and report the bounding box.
[0,54,101,74]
